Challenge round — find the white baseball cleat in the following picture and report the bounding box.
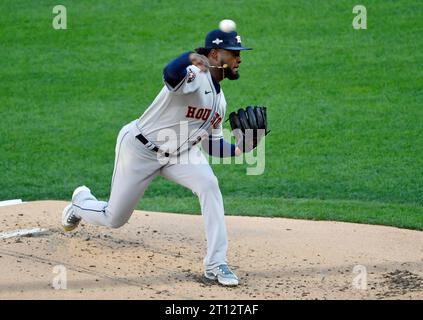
[62,204,80,232]
[61,186,90,232]
[204,264,239,286]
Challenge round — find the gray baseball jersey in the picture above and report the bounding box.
[137,65,226,155]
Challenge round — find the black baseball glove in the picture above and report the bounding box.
[228,106,270,153]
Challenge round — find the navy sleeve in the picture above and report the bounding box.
[201,137,236,158]
[163,51,193,88]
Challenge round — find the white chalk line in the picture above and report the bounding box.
[0,199,24,207]
[0,228,49,239]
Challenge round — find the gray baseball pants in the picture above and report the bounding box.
[71,120,228,270]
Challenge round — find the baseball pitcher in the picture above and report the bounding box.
[62,21,268,286]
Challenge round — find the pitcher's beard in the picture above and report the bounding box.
[226,69,240,80]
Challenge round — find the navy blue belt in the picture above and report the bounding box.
[136,134,170,157]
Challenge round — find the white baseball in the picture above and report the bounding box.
[219,19,236,33]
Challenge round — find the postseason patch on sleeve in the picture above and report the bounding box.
[187,68,196,83]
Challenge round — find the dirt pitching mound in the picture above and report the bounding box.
[0,201,422,299]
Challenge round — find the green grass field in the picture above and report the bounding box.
[1,1,422,229]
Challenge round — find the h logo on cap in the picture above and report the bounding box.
[212,38,223,45]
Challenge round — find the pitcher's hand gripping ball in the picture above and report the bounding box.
[228,106,270,153]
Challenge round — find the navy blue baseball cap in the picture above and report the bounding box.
[205,29,252,51]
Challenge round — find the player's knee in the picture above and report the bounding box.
[103,207,131,228]
[105,214,129,228]
[106,218,126,229]
[195,175,220,194]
